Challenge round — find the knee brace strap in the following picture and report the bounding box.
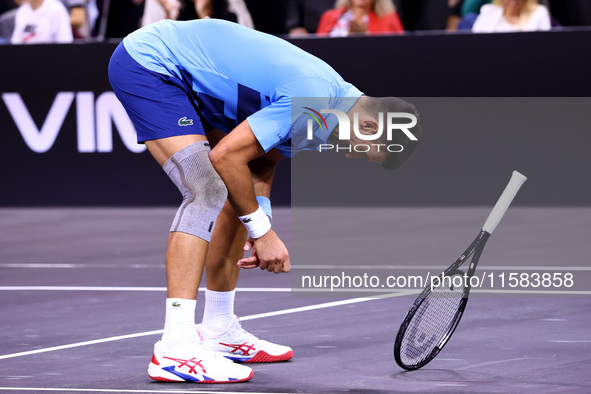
[163,141,228,242]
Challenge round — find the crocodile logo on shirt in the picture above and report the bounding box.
[178,117,194,126]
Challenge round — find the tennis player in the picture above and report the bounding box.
[109,18,420,383]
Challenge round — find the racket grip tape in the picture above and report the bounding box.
[482,171,527,234]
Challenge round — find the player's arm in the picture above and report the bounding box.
[209,120,290,274]
[238,149,285,267]
[250,148,284,199]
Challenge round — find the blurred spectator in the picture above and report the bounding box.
[59,0,89,38]
[142,0,180,26]
[317,0,404,36]
[0,0,23,42]
[177,0,198,20]
[447,0,463,30]
[286,0,333,36]
[226,0,252,27]
[143,0,252,27]
[195,0,236,22]
[11,0,73,43]
[461,0,489,16]
[472,0,551,32]
[0,9,16,42]
[195,0,252,26]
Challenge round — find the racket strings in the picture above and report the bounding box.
[399,273,465,367]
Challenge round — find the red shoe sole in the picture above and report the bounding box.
[244,350,293,363]
[149,369,254,383]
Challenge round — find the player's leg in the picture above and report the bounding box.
[145,135,253,381]
[199,150,293,363]
[198,130,248,338]
[201,129,246,294]
[108,43,252,383]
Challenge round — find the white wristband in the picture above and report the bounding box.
[238,206,272,239]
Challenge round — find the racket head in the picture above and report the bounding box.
[393,232,490,370]
[394,269,469,370]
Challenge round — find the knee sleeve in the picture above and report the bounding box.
[162,141,228,242]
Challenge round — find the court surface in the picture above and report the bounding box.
[1,207,590,393]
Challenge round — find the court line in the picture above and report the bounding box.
[0,263,162,269]
[3,263,591,271]
[472,289,591,295]
[549,340,591,343]
[457,357,528,370]
[0,388,289,394]
[292,289,591,295]
[0,286,289,292]
[0,290,416,361]
[1,286,589,296]
[292,265,591,271]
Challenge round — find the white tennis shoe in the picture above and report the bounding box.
[199,316,293,363]
[148,335,253,383]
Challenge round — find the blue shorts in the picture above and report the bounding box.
[108,43,213,143]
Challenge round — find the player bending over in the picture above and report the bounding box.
[108,19,421,384]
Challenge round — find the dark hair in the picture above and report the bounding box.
[362,97,422,170]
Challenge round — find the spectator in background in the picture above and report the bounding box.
[142,0,180,26]
[225,0,252,27]
[11,0,73,43]
[195,0,236,22]
[143,0,252,28]
[0,0,23,42]
[472,0,550,32]
[286,0,333,36]
[196,0,253,26]
[317,0,404,36]
[59,0,89,38]
[447,0,463,31]
[462,0,490,16]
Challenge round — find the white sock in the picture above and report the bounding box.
[201,289,235,336]
[161,298,197,349]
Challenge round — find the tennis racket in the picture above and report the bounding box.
[394,170,527,371]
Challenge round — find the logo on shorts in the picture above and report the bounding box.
[178,117,194,126]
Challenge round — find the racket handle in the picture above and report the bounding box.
[482,171,527,234]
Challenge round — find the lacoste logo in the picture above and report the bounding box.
[172,302,181,307]
[242,218,252,223]
[178,117,193,126]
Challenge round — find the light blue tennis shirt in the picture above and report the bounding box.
[123,19,363,157]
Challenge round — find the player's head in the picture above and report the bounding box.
[338,96,422,170]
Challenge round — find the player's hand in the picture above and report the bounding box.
[237,230,290,274]
[238,237,259,269]
[349,18,368,34]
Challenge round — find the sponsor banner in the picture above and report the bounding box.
[1,31,591,206]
